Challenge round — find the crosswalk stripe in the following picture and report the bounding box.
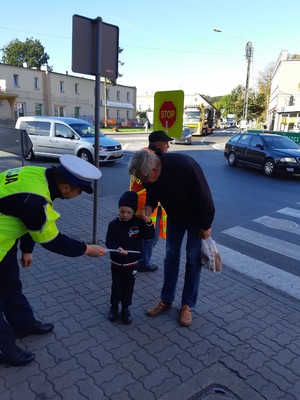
[253,216,300,235]
[276,207,300,219]
[218,244,300,300]
[222,226,300,261]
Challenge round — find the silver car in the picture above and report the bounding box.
[171,126,192,145]
[15,116,123,163]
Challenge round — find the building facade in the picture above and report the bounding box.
[268,51,300,132]
[0,63,137,126]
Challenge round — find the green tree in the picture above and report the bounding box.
[256,62,275,122]
[1,38,50,69]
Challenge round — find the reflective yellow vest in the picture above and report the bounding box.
[0,166,60,261]
[129,176,167,240]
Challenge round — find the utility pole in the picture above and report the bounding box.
[243,41,253,123]
[213,28,253,125]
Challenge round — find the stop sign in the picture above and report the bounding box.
[159,101,177,129]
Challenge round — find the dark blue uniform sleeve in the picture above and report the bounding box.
[19,233,35,254]
[41,233,87,257]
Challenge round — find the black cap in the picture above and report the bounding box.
[148,130,173,143]
[118,191,138,212]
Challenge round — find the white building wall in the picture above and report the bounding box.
[0,63,136,125]
[268,51,300,130]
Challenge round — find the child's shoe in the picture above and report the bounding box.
[121,307,132,325]
[108,306,119,322]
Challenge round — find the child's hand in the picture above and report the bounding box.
[118,247,128,256]
[141,214,152,224]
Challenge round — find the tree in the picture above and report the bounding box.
[256,62,275,122]
[1,38,50,69]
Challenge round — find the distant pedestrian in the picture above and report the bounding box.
[106,191,154,324]
[144,120,149,132]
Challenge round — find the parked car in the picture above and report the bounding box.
[171,126,192,145]
[224,132,300,176]
[15,116,123,163]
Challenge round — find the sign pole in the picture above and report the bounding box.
[92,17,102,244]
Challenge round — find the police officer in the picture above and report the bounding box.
[0,154,106,367]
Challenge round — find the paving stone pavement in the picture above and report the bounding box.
[1,194,300,400]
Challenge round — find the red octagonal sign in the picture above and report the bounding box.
[159,101,177,129]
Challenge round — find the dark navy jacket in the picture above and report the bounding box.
[106,215,154,265]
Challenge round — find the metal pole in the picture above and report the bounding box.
[243,41,253,123]
[92,17,102,244]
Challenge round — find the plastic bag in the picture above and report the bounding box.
[200,237,222,273]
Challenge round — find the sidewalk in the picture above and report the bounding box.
[1,194,300,400]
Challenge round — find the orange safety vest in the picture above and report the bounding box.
[129,147,167,239]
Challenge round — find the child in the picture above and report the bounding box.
[106,191,154,324]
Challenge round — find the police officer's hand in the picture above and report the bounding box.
[85,245,107,257]
[21,252,33,268]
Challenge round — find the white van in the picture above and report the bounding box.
[15,116,123,163]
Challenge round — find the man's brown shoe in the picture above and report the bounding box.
[179,305,192,327]
[146,300,171,317]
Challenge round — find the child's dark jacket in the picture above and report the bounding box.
[106,216,154,264]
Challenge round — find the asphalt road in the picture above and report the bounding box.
[1,131,300,300]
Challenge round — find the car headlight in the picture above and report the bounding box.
[279,157,297,163]
[99,146,108,151]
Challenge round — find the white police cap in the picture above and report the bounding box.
[59,154,102,194]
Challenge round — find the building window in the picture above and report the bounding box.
[13,74,19,87]
[126,110,129,118]
[117,90,120,100]
[59,81,64,92]
[75,83,79,94]
[35,104,42,115]
[117,110,120,117]
[14,103,25,119]
[54,105,64,117]
[34,77,39,90]
[127,92,130,101]
[106,88,110,100]
[74,107,80,118]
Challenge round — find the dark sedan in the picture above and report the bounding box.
[224,133,300,176]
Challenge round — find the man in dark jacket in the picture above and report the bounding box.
[0,154,106,367]
[128,149,215,327]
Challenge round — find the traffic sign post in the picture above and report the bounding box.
[153,90,184,138]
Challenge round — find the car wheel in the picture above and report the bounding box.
[263,158,275,176]
[24,150,35,161]
[228,152,237,167]
[78,149,93,163]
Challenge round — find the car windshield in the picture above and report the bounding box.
[264,136,299,149]
[69,123,105,138]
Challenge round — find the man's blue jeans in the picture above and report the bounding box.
[160,217,203,307]
[140,207,161,268]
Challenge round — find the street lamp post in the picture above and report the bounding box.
[213,28,253,124]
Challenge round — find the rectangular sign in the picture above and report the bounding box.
[153,90,184,138]
[72,14,119,79]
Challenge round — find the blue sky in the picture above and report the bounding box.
[1,0,299,97]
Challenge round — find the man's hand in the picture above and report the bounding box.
[85,245,107,257]
[199,228,211,240]
[21,252,33,268]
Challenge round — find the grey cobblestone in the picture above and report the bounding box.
[1,196,300,400]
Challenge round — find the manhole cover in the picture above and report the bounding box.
[189,385,241,400]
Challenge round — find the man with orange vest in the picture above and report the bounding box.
[129,130,172,272]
